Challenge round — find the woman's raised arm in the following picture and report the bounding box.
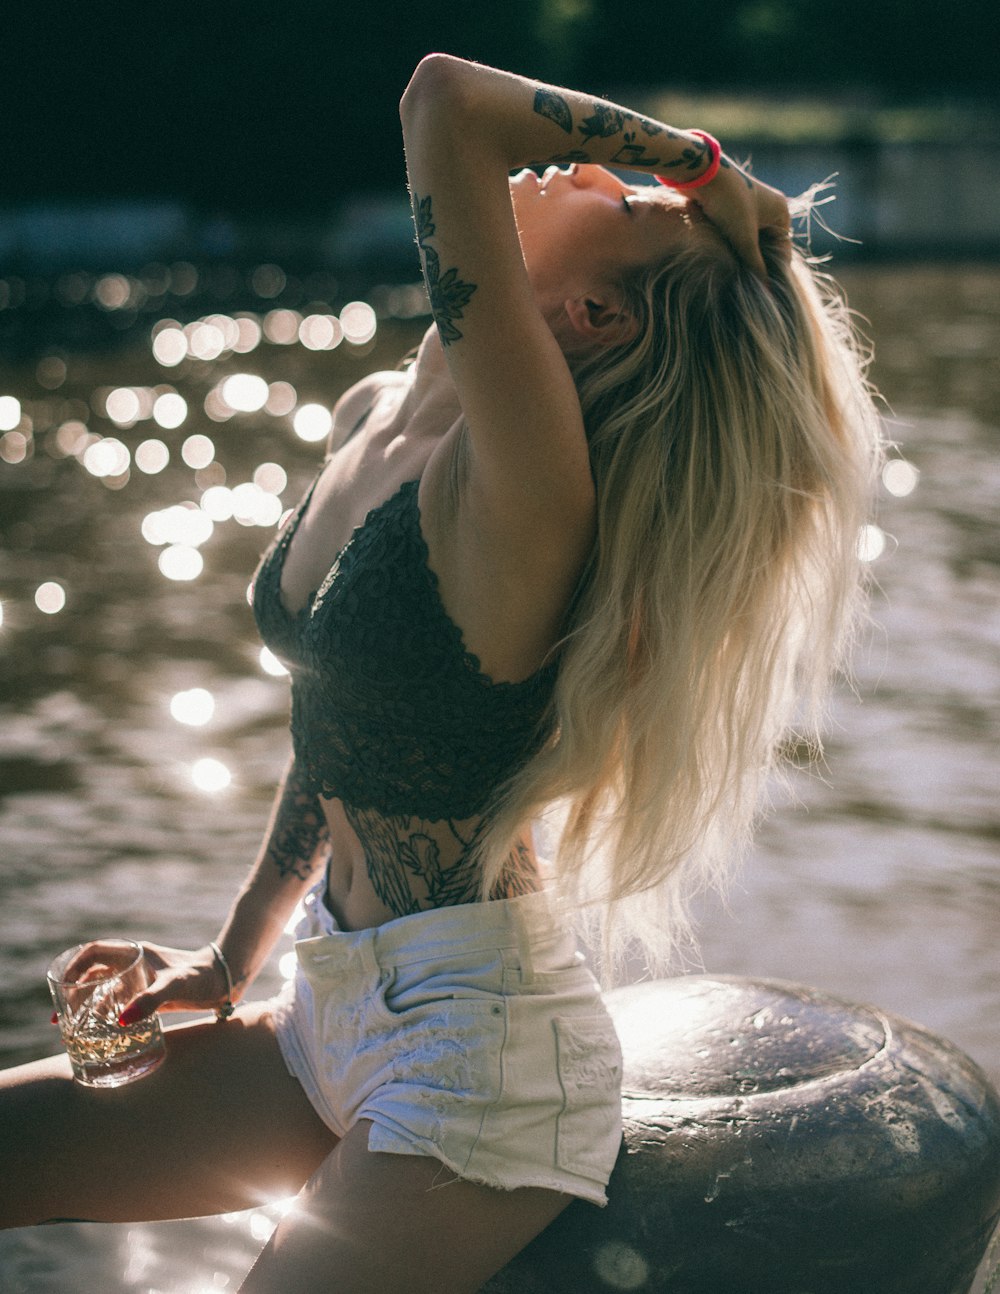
[399,55,786,519]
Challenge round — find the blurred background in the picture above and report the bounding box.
[1,3,998,1290]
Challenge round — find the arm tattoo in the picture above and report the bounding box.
[343,805,540,916]
[578,104,627,141]
[267,766,330,880]
[533,89,701,174]
[534,87,573,134]
[540,148,593,164]
[610,134,663,169]
[413,193,477,347]
[651,138,711,178]
[721,155,754,190]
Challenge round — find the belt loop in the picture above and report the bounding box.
[361,930,381,980]
[514,907,536,987]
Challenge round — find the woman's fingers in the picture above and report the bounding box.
[118,974,205,1024]
[117,994,158,1027]
[762,224,794,264]
[49,940,225,1025]
[117,947,223,1023]
[732,230,768,279]
[693,162,790,278]
[60,940,125,982]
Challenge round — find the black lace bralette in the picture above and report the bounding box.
[251,472,559,820]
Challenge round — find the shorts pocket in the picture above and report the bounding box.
[377,950,508,1019]
[553,1013,624,1179]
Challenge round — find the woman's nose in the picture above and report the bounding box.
[572,164,628,196]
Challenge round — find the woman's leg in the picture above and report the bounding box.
[0,1002,339,1228]
[240,1119,572,1294]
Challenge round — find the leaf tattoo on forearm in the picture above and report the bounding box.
[610,135,663,168]
[414,194,477,347]
[578,104,627,141]
[654,138,712,178]
[533,90,712,174]
[534,87,573,133]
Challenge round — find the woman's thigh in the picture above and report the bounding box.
[240,1119,572,1294]
[0,1001,338,1228]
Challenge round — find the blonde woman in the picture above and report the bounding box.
[0,55,881,1292]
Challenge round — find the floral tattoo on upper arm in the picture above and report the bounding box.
[268,765,330,881]
[413,193,478,347]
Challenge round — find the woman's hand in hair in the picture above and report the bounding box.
[693,157,790,278]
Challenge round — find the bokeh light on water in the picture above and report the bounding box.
[0,395,23,429]
[135,438,170,473]
[34,581,67,614]
[857,521,887,562]
[191,757,232,793]
[259,645,288,677]
[292,402,333,442]
[882,457,919,497]
[170,687,215,726]
[181,433,215,468]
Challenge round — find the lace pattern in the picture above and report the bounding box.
[252,476,558,824]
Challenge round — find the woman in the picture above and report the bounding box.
[0,55,881,1291]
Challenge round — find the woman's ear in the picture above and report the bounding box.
[563,293,638,347]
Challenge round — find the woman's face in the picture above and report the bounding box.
[510,164,710,302]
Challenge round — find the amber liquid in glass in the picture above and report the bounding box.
[62,1013,164,1088]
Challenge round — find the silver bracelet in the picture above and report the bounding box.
[208,940,236,1022]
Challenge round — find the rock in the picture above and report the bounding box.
[482,976,1000,1293]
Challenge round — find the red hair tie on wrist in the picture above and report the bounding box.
[656,131,722,191]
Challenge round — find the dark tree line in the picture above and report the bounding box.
[2,0,995,212]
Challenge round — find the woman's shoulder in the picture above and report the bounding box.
[333,369,409,419]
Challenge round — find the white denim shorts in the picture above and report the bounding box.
[271,880,623,1206]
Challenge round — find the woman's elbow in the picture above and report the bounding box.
[399,53,470,124]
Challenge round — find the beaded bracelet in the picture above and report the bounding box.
[209,940,236,1022]
[656,130,722,191]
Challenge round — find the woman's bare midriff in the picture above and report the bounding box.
[317,795,542,932]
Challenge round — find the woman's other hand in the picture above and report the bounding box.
[692,157,791,277]
[116,943,234,1025]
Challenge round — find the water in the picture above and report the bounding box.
[1,264,998,1289]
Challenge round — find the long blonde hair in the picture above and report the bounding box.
[480,230,884,978]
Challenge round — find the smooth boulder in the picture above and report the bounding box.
[483,976,1000,1293]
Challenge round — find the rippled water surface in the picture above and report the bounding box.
[1,264,998,1290]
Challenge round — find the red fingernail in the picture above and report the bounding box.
[50,1011,59,1025]
[118,1008,135,1027]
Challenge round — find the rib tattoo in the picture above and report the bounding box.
[343,805,540,916]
